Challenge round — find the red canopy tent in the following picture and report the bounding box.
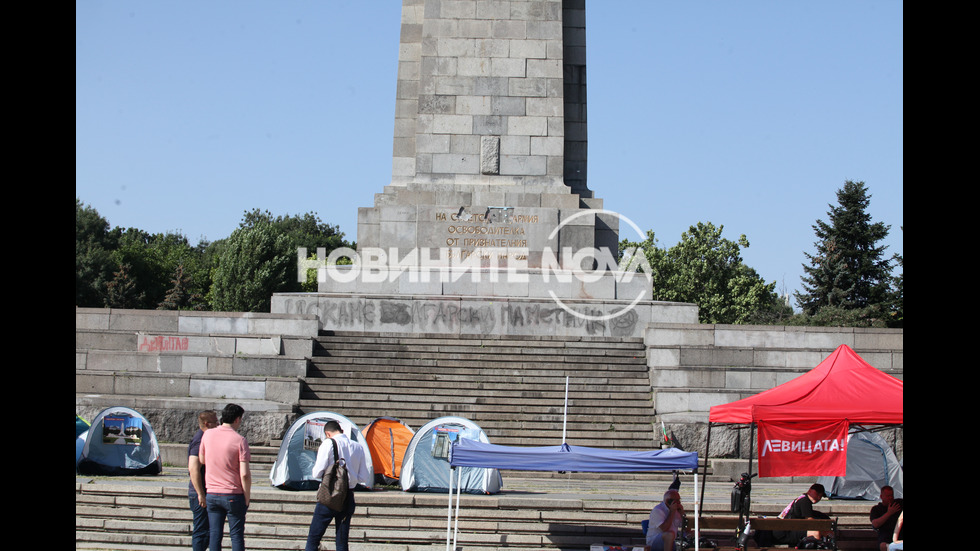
[709,344,903,425]
[699,344,903,523]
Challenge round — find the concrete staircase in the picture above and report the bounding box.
[300,331,659,449]
[76,325,889,549]
[76,463,880,551]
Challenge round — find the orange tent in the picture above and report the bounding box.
[363,417,414,484]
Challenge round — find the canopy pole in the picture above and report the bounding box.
[562,376,569,443]
[446,466,454,551]
[452,467,462,550]
[694,471,700,551]
[699,423,713,522]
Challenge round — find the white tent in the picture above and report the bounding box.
[269,411,374,490]
[400,416,502,494]
[76,406,162,476]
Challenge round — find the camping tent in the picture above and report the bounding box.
[702,345,903,516]
[76,406,162,476]
[268,411,374,490]
[76,415,91,466]
[447,439,701,551]
[817,429,904,500]
[400,416,502,494]
[363,417,414,485]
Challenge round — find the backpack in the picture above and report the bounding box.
[779,494,806,519]
[316,438,349,512]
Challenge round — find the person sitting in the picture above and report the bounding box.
[772,483,833,546]
[870,485,903,551]
[887,511,903,551]
[646,489,691,551]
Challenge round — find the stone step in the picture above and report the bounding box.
[298,330,661,451]
[313,349,647,364]
[317,338,647,353]
[305,380,650,396]
[76,467,880,551]
[309,367,649,383]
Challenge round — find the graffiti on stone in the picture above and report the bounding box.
[278,296,639,337]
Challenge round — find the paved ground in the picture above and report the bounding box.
[77,464,826,512]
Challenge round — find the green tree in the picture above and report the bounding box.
[888,245,903,328]
[104,263,145,308]
[622,222,781,324]
[236,208,352,292]
[209,221,293,312]
[159,263,205,310]
[239,208,349,252]
[111,228,207,309]
[795,181,893,322]
[76,199,120,307]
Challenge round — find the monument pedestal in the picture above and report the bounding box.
[269,2,708,338]
[272,266,698,338]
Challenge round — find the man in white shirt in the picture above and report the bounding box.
[647,489,690,551]
[304,420,370,551]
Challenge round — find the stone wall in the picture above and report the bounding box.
[75,308,319,444]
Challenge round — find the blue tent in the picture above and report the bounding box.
[76,407,162,476]
[451,440,699,472]
[76,415,91,466]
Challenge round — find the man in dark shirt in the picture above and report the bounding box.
[774,483,832,545]
[870,486,903,551]
[188,410,218,551]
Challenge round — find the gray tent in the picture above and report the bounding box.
[817,429,903,500]
[400,416,502,494]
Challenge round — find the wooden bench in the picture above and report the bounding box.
[694,516,838,550]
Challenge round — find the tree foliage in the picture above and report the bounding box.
[209,221,293,312]
[621,222,785,324]
[794,181,897,326]
[75,200,352,312]
[76,199,119,307]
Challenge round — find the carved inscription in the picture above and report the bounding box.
[435,208,539,263]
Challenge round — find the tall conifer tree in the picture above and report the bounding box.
[796,181,892,316]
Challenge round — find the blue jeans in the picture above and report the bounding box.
[189,490,209,551]
[206,493,248,551]
[304,493,356,551]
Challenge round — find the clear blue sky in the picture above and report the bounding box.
[76,1,903,302]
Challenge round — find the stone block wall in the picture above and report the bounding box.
[392,0,570,187]
[75,308,319,443]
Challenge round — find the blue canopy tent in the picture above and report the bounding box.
[446,439,701,551]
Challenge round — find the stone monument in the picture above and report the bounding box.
[272,0,698,336]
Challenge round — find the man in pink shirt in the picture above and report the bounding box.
[199,404,251,551]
